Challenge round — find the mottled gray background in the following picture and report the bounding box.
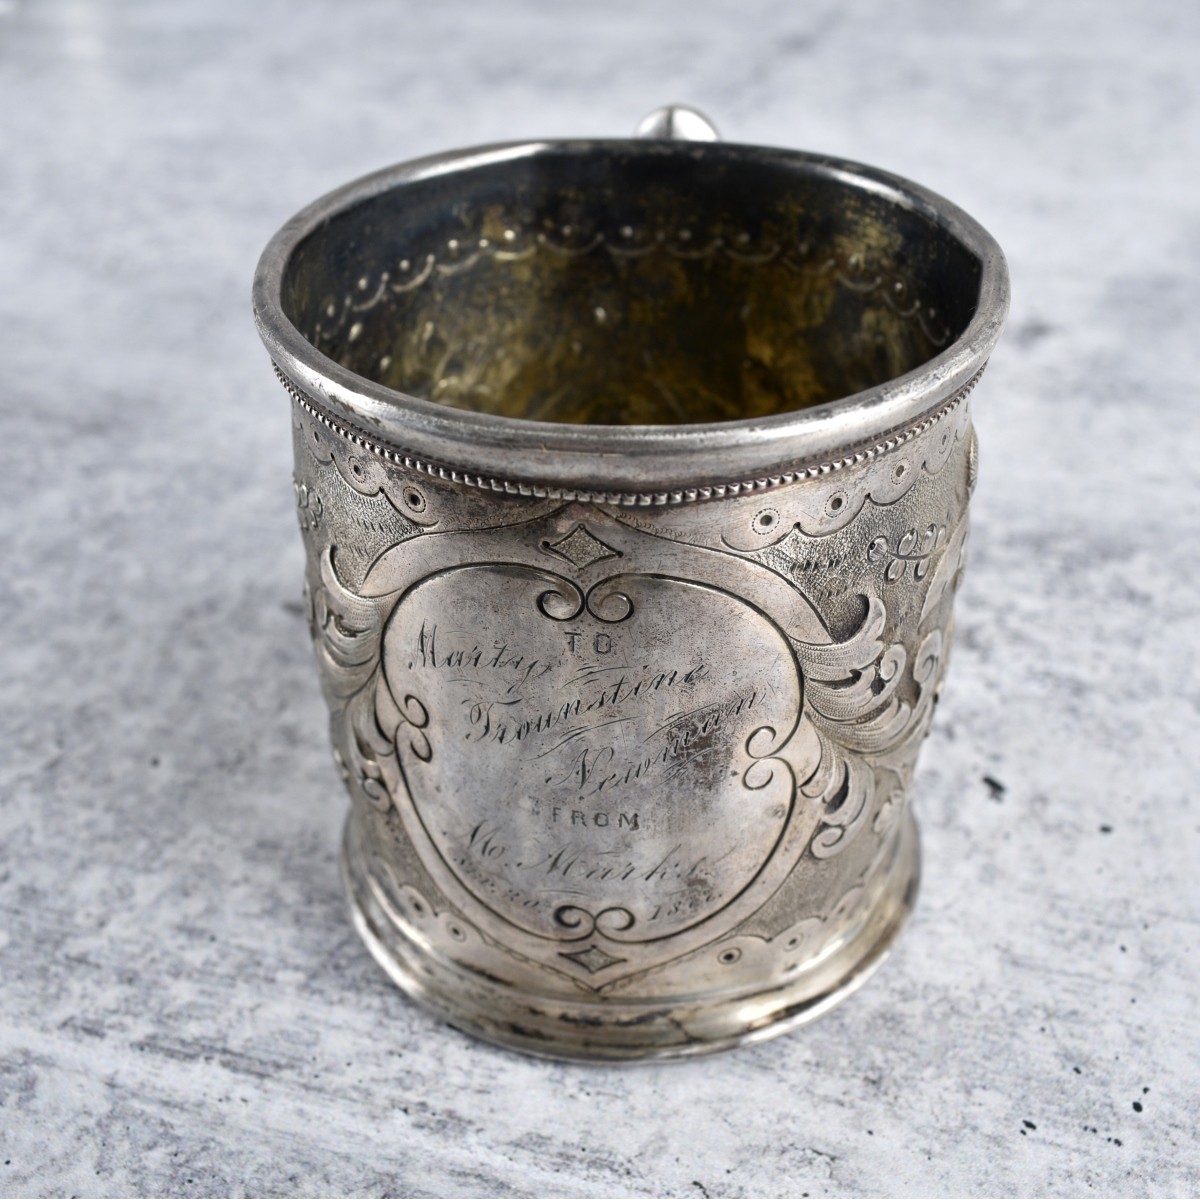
[1,1,1198,1196]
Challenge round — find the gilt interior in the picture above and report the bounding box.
[282,144,982,426]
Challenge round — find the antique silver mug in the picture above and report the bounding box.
[252,107,1008,1060]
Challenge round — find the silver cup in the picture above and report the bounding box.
[252,107,1008,1060]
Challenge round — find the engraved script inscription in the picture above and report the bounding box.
[381,565,802,943]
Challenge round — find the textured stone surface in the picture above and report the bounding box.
[1,0,1198,1195]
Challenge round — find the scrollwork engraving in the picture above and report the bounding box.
[305,427,968,985]
[868,524,946,583]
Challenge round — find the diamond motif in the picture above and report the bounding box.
[543,524,621,570]
[560,944,625,974]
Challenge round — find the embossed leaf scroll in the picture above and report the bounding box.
[315,510,937,984]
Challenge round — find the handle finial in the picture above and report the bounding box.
[634,105,720,142]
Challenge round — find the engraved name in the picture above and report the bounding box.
[380,565,802,942]
[463,822,719,922]
[414,621,554,693]
[459,659,712,748]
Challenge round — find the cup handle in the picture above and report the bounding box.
[633,105,721,142]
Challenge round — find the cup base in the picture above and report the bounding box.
[342,811,919,1062]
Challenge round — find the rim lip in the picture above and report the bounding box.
[252,138,1009,491]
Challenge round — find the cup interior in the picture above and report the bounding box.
[281,144,983,426]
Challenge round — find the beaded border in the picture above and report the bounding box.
[275,364,981,508]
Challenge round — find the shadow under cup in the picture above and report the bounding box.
[255,136,1007,1060]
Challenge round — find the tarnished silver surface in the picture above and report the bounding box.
[253,111,1008,1060]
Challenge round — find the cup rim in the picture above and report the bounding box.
[252,138,1009,495]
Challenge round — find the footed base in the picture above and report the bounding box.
[342,812,920,1063]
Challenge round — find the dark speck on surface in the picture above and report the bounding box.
[983,775,1006,800]
[1100,824,1114,833]
[1012,319,1056,347]
[1022,1120,1037,1131]
[1133,1101,1143,1112]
